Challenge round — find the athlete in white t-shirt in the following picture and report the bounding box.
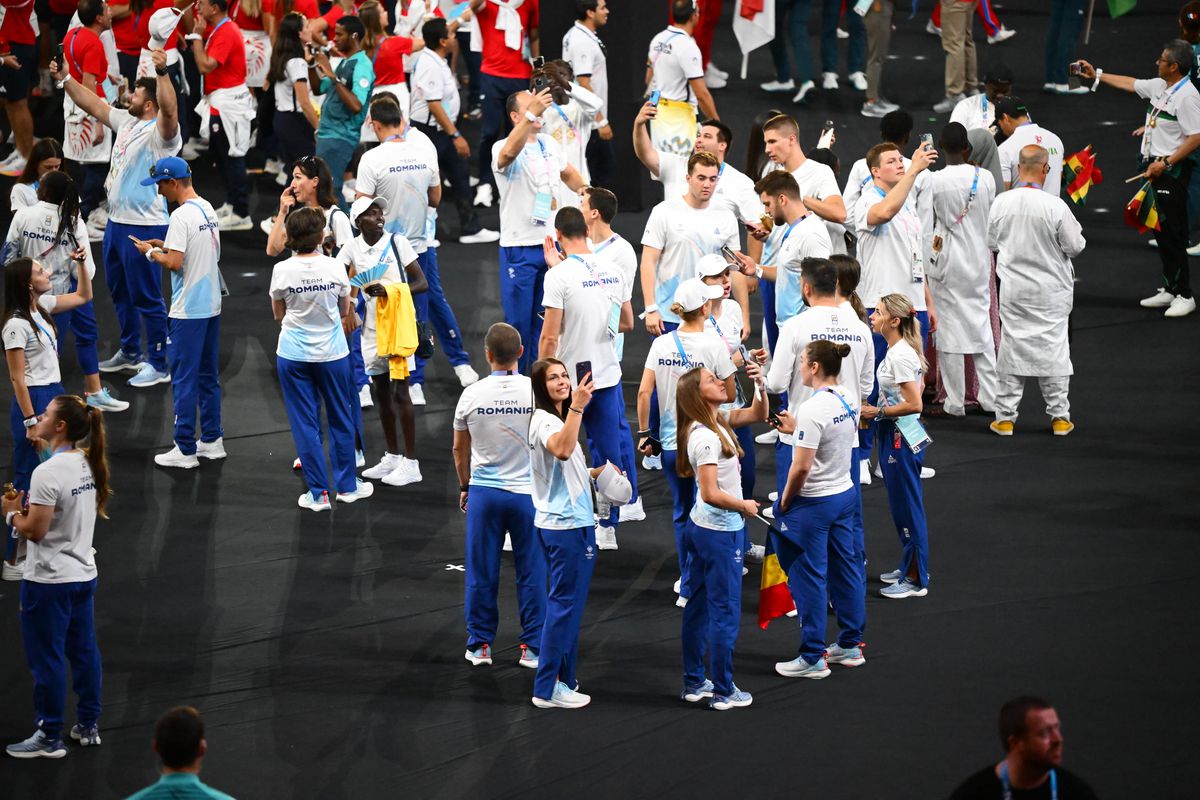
[994,101,1064,194]
[52,53,180,380]
[492,88,585,373]
[452,323,545,669]
[646,10,716,120]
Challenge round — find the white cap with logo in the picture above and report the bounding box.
[673,277,725,313]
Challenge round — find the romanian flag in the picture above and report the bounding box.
[1063,145,1103,206]
[758,523,799,629]
[1126,180,1161,234]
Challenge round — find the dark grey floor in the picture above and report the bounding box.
[1,2,1198,797]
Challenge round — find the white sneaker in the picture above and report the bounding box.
[473,183,494,208]
[382,456,422,486]
[275,171,288,187]
[85,387,130,412]
[595,525,618,551]
[642,453,662,470]
[359,384,374,408]
[709,63,729,81]
[821,72,839,90]
[298,490,331,512]
[755,429,778,445]
[1149,238,1159,248]
[618,497,645,522]
[920,467,936,479]
[926,20,941,35]
[675,595,688,608]
[673,578,682,595]
[454,364,480,387]
[837,27,849,39]
[1188,242,1200,256]
[1140,289,1175,308]
[762,506,774,519]
[874,462,883,479]
[792,80,816,104]
[747,544,766,563]
[768,491,779,502]
[196,438,227,460]
[2,559,25,581]
[362,452,402,479]
[86,221,106,243]
[179,141,204,160]
[848,71,868,91]
[356,449,365,468]
[154,446,199,469]
[859,459,872,485]
[760,79,795,93]
[409,383,426,406]
[264,158,284,175]
[705,63,727,89]
[1165,295,1197,318]
[531,681,591,709]
[0,153,27,177]
[458,228,500,244]
[214,203,234,218]
[336,479,375,504]
[502,532,513,552]
[259,218,275,235]
[219,213,253,232]
[292,457,302,470]
[987,26,1016,44]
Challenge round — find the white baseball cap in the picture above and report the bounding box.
[350,195,387,223]
[696,253,732,278]
[673,278,724,312]
[147,8,184,51]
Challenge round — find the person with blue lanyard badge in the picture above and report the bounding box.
[131,157,228,470]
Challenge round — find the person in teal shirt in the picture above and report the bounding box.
[125,707,237,800]
[309,16,374,208]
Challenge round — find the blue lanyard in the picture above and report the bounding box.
[670,331,690,366]
[383,124,409,143]
[1000,764,1056,800]
[706,312,738,356]
[551,104,576,135]
[491,369,516,376]
[980,94,987,121]
[593,233,620,254]
[764,215,804,264]
[207,16,230,43]
[31,311,57,349]
[823,387,856,422]
[1148,77,1189,124]
[184,199,221,255]
[1013,181,1043,190]
[951,167,980,225]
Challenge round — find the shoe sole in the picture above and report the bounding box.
[774,665,831,679]
[98,363,140,373]
[88,402,130,412]
[154,459,199,469]
[881,587,928,599]
[336,494,371,504]
[619,510,646,522]
[827,656,866,667]
[989,425,1014,437]
[129,377,171,388]
[681,691,714,703]
[530,697,589,709]
[381,476,422,487]
[518,659,538,669]
[69,731,101,746]
[465,658,493,666]
[298,500,331,512]
[711,698,752,710]
[6,748,67,759]
[879,575,901,584]
[1052,428,1074,437]
[196,452,227,460]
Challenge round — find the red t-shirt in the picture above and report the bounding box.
[371,36,413,86]
[230,0,275,32]
[64,27,108,94]
[475,0,538,79]
[203,17,247,93]
[0,0,37,47]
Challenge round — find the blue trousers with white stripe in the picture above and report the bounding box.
[411,249,471,384]
[583,384,639,525]
[7,383,64,562]
[680,520,744,697]
[859,309,929,460]
[777,487,865,663]
[102,222,169,372]
[277,354,358,497]
[662,449,695,596]
[167,317,223,455]
[877,419,930,586]
[20,578,102,740]
[499,245,546,374]
[465,486,546,650]
[534,526,596,700]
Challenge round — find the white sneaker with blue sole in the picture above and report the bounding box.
[531,681,591,709]
[86,388,129,412]
[128,363,170,388]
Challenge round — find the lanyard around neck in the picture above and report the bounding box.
[1000,764,1056,800]
[593,233,620,254]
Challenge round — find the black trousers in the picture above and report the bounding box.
[586,134,615,190]
[1150,160,1193,298]
[274,110,316,168]
[413,121,479,237]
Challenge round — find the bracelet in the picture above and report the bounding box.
[22,416,38,428]
[643,304,658,315]
[569,407,584,415]
[1091,69,1102,92]
[450,131,462,139]
[459,485,469,492]
[524,110,539,123]
[186,33,202,42]
[144,247,160,261]
[155,67,168,76]
[5,511,17,526]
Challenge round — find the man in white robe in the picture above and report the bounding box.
[986,145,1086,437]
[918,122,997,416]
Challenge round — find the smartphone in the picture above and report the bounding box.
[56,44,64,68]
[575,361,592,386]
[816,119,835,150]
[531,72,551,94]
[532,56,545,69]
[920,133,934,151]
[647,89,661,106]
[720,245,738,264]
[1068,61,1082,77]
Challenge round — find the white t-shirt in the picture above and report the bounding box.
[541,253,628,390]
[269,253,351,362]
[2,295,61,387]
[6,201,97,295]
[842,154,923,229]
[853,186,927,311]
[767,213,833,326]
[9,182,37,211]
[647,26,703,109]
[771,157,846,254]
[997,122,1064,195]
[105,109,181,226]
[950,93,996,131]
[877,340,922,408]
[657,157,764,224]
[644,329,736,450]
[791,385,857,497]
[339,232,417,331]
[24,451,98,584]
[562,21,608,123]
[686,415,743,531]
[765,304,874,445]
[528,408,595,530]
[640,195,740,324]
[541,89,602,192]
[409,49,461,129]
[591,232,637,291]
[274,57,310,112]
[453,373,534,494]
[356,131,440,252]
[704,299,743,354]
[492,134,568,247]
[163,198,224,319]
[1135,77,1200,158]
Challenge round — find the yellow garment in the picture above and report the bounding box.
[375,282,418,380]
[649,98,698,158]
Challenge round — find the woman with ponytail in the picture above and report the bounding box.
[3,256,96,578]
[2,394,110,757]
[774,340,867,680]
[830,253,869,325]
[4,171,127,412]
[862,293,932,600]
[673,365,764,710]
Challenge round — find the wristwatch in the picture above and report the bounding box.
[524,110,539,123]
[22,415,38,429]
[450,131,462,139]
[1090,68,1103,92]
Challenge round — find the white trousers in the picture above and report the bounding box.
[940,349,997,416]
[994,373,1070,423]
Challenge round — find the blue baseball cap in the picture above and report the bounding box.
[140,156,191,185]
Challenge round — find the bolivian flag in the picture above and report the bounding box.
[1063,145,1102,206]
[758,524,799,629]
[1126,180,1161,233]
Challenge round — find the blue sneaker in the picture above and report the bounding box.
[680,679,714,703]
[128,363,170,388]
[85,387,129,412]
[825,643,866,667]
[518,644,538,669]
[98,350,141,373]
[710,687,753,710]
[879,569,903,584]
[69,724,101,747]
[774,655,831,679]
[6,730,67,759]
[531,681,591,709]
[880,579,928,599]
[464,644,492,665]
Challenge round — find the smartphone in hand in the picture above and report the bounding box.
[575,361,592,386]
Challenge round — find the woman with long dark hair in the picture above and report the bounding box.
[3,394,110,757]
[267,12,319,170]
[265,156,354,256]
[2,257,95,577]
[527,358,606,710]
[10,138,64,211]
[5,171,125,413]
[745,107,784,180]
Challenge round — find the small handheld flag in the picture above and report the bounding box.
[1063,145,1103,206]
[1125,180,1161,234]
